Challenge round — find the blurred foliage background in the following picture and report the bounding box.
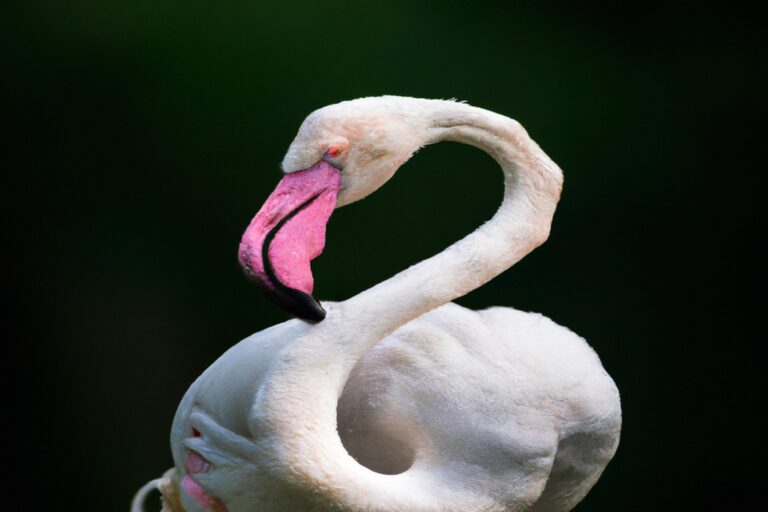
[4,1,763,510]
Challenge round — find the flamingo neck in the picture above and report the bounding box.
[344,102,563,346]
[253,101,563,510]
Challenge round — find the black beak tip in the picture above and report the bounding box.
[290,292,326,323]
[266,286,326,323]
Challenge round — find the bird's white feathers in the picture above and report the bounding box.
[146,96,621,512]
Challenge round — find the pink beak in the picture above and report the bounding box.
[238,161,341,321]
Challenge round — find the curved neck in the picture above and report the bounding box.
[345,102,563,345]
[255,101,563,510]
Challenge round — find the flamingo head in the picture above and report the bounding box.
[238,97,432,321]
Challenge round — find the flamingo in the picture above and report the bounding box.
[132,96,621,512]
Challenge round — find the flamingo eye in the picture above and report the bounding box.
[327,145,341,158]
[192,427,201,437]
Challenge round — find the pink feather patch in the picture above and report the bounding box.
[181,475,228,512]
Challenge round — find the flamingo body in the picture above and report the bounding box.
[168,303,619,512]
[133,96,621,512]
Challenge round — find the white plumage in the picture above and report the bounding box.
[134,96,621,512]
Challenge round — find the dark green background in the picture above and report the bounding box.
[6,1,763,510]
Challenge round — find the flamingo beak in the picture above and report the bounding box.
[238,161,341,322]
